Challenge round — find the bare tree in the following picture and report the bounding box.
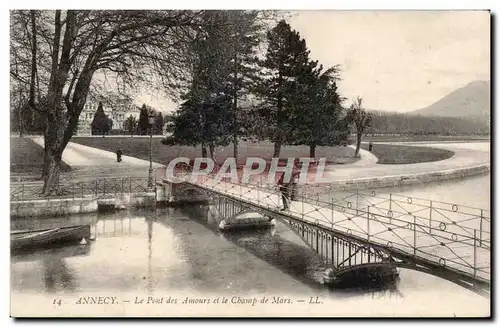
[10,10,211,194]
[348,97,372,157]
[10,10,46,136]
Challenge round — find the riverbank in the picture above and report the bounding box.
[322,142,490,188]
[363,135,490,143]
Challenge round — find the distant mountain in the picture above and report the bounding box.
[411,80,490,119]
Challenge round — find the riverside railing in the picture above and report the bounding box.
[10,176,153,202]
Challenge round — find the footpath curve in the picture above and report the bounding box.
[29,136,165,181]
[29,138,490,190]
[323,142,490,190]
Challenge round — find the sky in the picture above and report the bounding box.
[137,10,490,114]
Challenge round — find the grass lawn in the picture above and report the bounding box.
[10,137,71,175]
[361,143,455,164]
[71,137,357,166]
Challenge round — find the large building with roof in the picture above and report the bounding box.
[76,97,140,135]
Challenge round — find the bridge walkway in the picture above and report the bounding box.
[179,176,490,286]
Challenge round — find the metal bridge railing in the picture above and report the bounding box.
[300,186,490,250]
[10,176,153,201]
[180,172,490,284]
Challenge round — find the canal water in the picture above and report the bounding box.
[10,174,490,317]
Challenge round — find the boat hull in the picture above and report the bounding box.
[11,225,91,252]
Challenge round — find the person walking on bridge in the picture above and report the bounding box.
[277,161,300,211]
[277,172,289,211]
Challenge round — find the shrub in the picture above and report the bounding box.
[161,136,177,146]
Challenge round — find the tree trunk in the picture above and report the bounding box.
[201,144,207,158]
[209,143,215,160]
[41,148,62,195]
[18,103,24,137]
[274,67,283,159]
[355,133,362,157]
[233,134,238,160]
[310,144,316,158]
[15,64,24,137]
[273,141,281,158]
[232,52,239,162]
[28,10,37,111]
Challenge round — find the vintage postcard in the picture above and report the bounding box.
[9,9,490,318]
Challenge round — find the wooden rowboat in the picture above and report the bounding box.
[11,225,91,251]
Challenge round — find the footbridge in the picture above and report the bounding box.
[163,174,490,297]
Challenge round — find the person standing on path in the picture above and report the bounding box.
[116,148,123,163]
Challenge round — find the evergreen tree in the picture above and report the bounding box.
[153,112,164,135]
[106,116,113,133]
[171,97,203,147]
[138,104,150,135]
[224,11,266,160]
[290,63,348,157]
[256,20,312,157]
[91,101,112,135]
[171,11,234,158]
[123,115,138,135]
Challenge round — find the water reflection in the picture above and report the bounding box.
[10,204,488,314]
[42,257,76,293]
[175,204,402,297]
[325,173,491,211]
[332,276,403,299]
[146,215,154,294]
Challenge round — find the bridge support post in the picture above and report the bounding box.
[429,201,433,234]
[331,237,335,266]
[367,206,370,243]
[474,229,477,279]
[336,237,339,265]
[413,215,417,258]
[356,189,359,211]
[479,211,483,247]
[301,193,304,219]
[348,240,352,266]
[316,231,319,253]
[331,203,334,225]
